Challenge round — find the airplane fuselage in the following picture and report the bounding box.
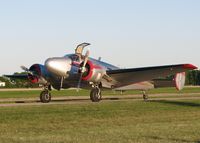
[44,54,119,90]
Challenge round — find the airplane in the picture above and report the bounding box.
[5,43,197,103]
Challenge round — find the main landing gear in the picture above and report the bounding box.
[142,91,148,101]
[40,85,52,103]
[90,85,102,102]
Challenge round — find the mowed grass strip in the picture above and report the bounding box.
[0,87,200,99]
[0,99,200,143]
[0,90,90,99]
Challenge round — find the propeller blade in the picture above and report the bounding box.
[20,65,29,72]
[77,49,90,91]
[77,73,83,91]
[81,50,90,73]
[20,65,33,75]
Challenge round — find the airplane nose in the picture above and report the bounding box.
[45,57,72,77]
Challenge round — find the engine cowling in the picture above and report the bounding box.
[80,60,105,83]
[45,57,72,77]
[28,64,48,84]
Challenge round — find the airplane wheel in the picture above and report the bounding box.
[40,90,51,103]
[90,88,102,102]
[143,93,148,101]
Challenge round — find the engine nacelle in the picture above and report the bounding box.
[81,61,105,83]
[28,64,48,84]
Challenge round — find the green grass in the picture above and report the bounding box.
[0,87,200,99]
[0,90,91,99]
[0,99,200,143]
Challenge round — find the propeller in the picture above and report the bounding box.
[77,49,90,91]
[20,65,40,83]
[20,65,33,75]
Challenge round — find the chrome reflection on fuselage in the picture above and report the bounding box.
[45,57,72,77]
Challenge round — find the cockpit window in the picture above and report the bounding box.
[65,54,79,62]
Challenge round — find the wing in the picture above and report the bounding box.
[4,74,28,80]
[106,64,197,87]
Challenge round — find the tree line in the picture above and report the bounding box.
[185,70,200,85]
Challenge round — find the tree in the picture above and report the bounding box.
[185,70,200,85]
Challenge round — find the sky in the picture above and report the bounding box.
[0,0,200,75]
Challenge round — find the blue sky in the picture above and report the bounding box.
[0,0,200,75]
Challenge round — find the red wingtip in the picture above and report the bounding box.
[183,64,198,70]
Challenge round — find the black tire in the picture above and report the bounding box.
[90,88,102,102]
[40,90,51,103]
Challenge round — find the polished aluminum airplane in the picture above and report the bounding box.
[5,43,197,103]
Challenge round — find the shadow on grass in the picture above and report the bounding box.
[147,135,198,143]
[150,100,200,107]
[14,97,139,103]
[13,98,89,103]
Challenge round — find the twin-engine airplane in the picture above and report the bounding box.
[5,43,197,103]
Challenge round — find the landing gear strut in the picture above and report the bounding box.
[142,91,148,101]
[90,86,102,102]
[40,85,52,103]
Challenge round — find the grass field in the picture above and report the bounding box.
[0,87,200,99]
[0,87,200,143]
[0,99,200,143]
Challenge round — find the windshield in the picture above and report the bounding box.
[64,54,80,62]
